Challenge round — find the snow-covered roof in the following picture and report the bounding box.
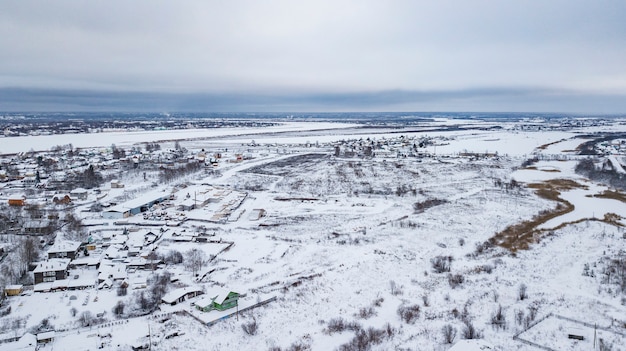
[33,259,70,273]
[199,288,238,305]
[47,241,81,254]
[448,340,494,351]
[6,284,23,290]
[0,332,37,351]
[111,189,171,212]
[161,286,203,304]
[33,283,53,292]
[36,331,55,341]
[70,255,101,266]
[67,279,95,289]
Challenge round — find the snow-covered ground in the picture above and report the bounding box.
[1,117,625,351]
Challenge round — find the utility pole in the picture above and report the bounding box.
[593,323,597,349]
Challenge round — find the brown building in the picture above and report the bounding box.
[8,195,25,206]
[33,259,70,284]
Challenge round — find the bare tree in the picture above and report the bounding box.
[518,283,528,301]
[112,301,125,317]
[184,248,206,277]
[242,318,258,336]
[461,320,482,339]
[78,311,95,327]
[18,237,40,277]
[441,324,457,344]
[64,212,87,242]
[490,305,507,330]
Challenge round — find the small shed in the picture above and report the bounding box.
[5,284,23,296]
[36,331,55,344]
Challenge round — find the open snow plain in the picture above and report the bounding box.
[1,117,626,350]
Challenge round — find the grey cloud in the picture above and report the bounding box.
[2,87,625,114]
[1,1,625,112]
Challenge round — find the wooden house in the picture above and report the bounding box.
[70,188,88,200]
[8,195,25,206]
[23,220,51,235]
[5,284,23,296]
[194,289,239,312]
[47,241,81,260]
[33,259,70,284]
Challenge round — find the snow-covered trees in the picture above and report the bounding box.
[184,248,206,277]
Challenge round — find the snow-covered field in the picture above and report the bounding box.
[1,118,625,351]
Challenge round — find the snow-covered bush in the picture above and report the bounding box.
[356,307,376,319]
[325,317,361,334]
[397,304,420,324]
[431,255,452,273]
[448,273,465,289]
[241,318,258,336]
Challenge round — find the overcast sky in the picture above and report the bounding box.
[1,1,625,113]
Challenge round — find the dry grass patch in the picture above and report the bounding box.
[588,190,626,203]
[491,179,585,252]
[491,179,624,252]
[536,138,567,151]
[602,213,624,226]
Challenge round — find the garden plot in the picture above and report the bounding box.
[516,314,626,350]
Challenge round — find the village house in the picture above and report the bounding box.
[161,286,204,306]
[23,220,51,235]
[194,288,239,312]
[33,259,70,284]
[47,241,81,260]
[70,188,88,201]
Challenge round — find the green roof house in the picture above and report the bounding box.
[195,288,239,312]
